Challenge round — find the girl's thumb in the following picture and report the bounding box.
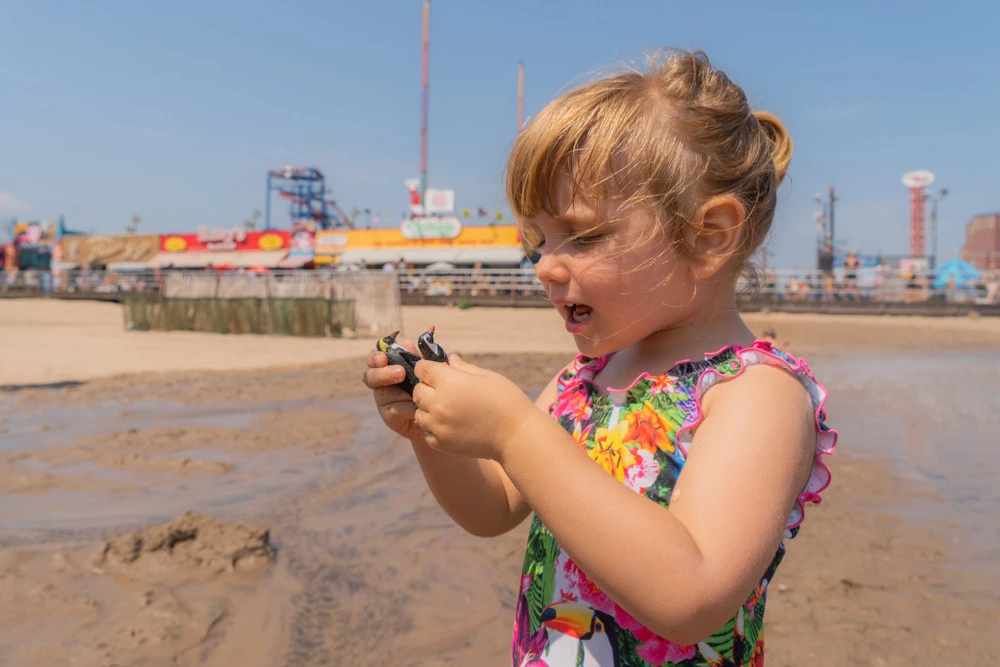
[448,353,487,375]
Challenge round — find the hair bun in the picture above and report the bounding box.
[753,111,793,185]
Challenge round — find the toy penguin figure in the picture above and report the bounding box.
[417,325,449,363]
[376,331,422,395]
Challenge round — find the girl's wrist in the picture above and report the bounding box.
[407,428,430,449]
[495,406,548,467]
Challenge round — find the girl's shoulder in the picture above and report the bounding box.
[556,340,838,535]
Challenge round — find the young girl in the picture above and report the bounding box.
[364,49,836,666]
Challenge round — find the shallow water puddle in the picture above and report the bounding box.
[0,393,380,541]
[815,351,1000,578]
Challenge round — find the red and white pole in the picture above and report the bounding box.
[420,0,430,212]
[902,170,934,260]
[909,186,926,258]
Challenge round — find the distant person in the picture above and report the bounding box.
[843,250,860,276]
[364,49,836,666]
[843,251,860,299]
[873,258,891,301]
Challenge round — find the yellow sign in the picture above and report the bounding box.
[315,224,521,256]
[258,233,284,250]
[163,236,188,252]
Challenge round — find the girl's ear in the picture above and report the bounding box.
[688,195,746,280]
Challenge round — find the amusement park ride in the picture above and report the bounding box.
[261,2,462,237]
[264,164,354,231]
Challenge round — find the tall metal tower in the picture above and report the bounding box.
[265,165,351,230]
[902,170,935,259]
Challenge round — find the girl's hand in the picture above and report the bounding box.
[363,341,426,445]
[411,355,540,461]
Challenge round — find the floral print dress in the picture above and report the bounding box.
[512,341,837,667]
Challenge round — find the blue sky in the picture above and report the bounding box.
[1,0,997,267]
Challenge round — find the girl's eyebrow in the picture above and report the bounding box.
[556,211,600,228]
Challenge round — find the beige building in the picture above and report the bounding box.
[962,214,1000,270]
[60,234,160,270]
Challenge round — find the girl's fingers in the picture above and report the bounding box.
[373,385,414,407]
[382,401,415,422]
[411,382,432,408]
[412,403,439,439]
[364,365,406,389]
[447,353,488,375]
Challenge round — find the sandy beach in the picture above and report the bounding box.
[5,299,1000,388]
[1,299,998,665]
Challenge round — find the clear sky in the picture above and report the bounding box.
[1,1,998,267]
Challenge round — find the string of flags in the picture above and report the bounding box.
[404,179,507,222]
[463,208,505,222]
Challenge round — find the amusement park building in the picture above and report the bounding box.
[962,213,1000,270]
[7,222,526,272]
[314,222,526,268]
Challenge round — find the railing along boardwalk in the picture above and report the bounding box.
[3,267,1000,321]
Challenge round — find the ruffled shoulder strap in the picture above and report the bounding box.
[675,340,837,537]
[555,353,608,395]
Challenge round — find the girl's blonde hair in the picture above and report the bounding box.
[506,49,793,264]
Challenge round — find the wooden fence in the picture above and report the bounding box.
[121,296,356,337]
[119,271,401,337]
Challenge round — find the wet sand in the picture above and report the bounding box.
[0,300,998,665]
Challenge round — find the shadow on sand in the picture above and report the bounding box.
[1,380,86,392]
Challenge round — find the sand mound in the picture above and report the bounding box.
[97,511,274,577]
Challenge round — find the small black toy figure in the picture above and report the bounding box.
[417,325,449,363]
[376,327,450,395]
[376,330,423,395]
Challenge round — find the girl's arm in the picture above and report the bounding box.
[494,365,815,644]
[408,368,562,537]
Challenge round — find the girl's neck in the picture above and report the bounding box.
[597,302,755,390]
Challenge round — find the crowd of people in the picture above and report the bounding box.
[760,256,1000,305]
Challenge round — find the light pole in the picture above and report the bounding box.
[925,187,948,270]
[813,187,838,272]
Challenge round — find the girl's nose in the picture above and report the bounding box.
[534,250,569,286]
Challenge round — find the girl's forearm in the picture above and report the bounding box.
[498,412,716,643]
[410,438,528,537]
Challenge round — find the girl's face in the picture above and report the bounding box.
[527,177,700,358]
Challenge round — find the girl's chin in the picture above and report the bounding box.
[572,334,616,358]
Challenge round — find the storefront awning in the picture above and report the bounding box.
[106,262,153,271]
[148,251,287,269]
[277,254,314,269]
[329,246,525,267]
[50,261,79,270]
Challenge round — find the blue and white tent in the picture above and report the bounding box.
[933,258,981,290]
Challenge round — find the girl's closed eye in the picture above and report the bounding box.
[526,234,545,255]
[570,232,605,247]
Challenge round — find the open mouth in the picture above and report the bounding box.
[568,304,592,322]
[562,303,593,331]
